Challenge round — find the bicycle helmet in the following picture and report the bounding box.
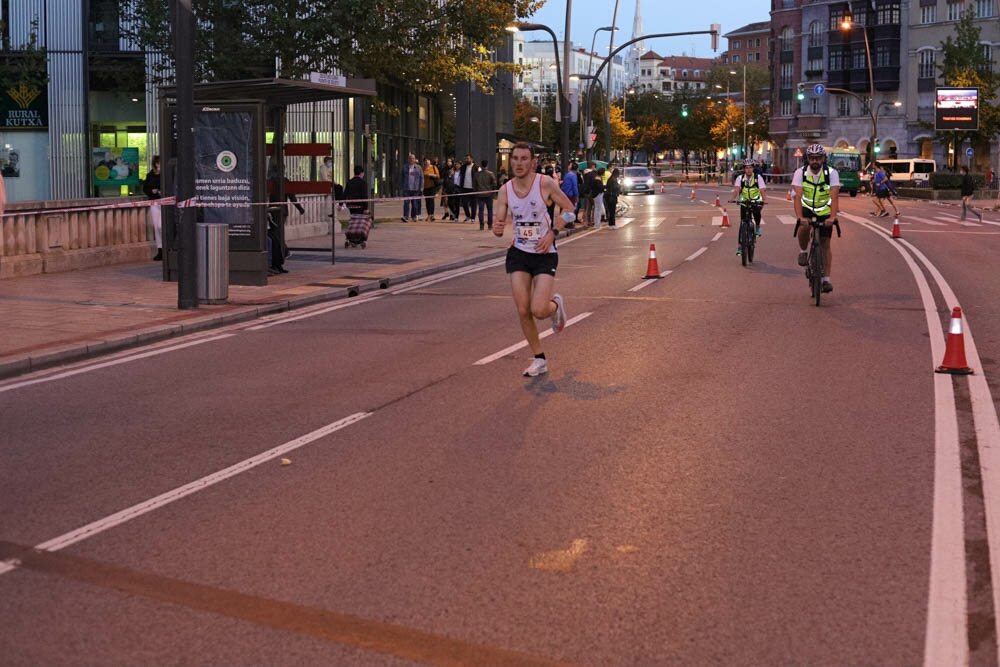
[742,158,755,166]
[805,143,825,157]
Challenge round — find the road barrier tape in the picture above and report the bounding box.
[1,188,505,218]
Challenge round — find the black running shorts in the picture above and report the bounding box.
[505,246,558,276]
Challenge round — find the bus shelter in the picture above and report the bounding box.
[159,77,376,286]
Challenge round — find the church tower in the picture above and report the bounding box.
[626,0,646,83]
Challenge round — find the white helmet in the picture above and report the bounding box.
[742,158,755,166]
[805,144,825,157]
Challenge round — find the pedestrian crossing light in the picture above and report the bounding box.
[681,104,688,118]
[796,84,805,101]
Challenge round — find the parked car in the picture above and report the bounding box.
[622,166,655,195]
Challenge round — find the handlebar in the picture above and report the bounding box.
[793,217,841,237]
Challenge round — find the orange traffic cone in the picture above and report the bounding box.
[721,208,730,228]
[677,180,682,188]
[714,194,721,207]
[644,244,662,279]
[891,216,901,238]
[786,188,793,201]
[935,307,974,375]
[660,181,665,193]
[690,188,696,200]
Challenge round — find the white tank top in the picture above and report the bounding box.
[505,174,555,254]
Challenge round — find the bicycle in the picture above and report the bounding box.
[795,216,841,306]
[615,197,631,219]
[731,200,764,266]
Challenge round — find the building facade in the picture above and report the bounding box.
[634,53,718,97]
[768,0,999,174]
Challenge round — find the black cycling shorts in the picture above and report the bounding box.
[805,213,835,238]
[506,246,558,276]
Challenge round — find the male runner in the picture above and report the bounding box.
[493,142,575,377]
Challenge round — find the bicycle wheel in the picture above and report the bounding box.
[810,247,823,306]
[747,234,755,264]
[740,224,749,266]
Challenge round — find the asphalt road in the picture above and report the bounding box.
[2,185,998,665]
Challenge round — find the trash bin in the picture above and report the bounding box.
[196,223,228,304]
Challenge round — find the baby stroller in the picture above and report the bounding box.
[344,212,372,248]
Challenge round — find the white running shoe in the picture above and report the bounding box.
[523,358,548,377]
[551,294,567,333]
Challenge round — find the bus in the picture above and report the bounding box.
[825,147,862,197]
[878,158,937,186]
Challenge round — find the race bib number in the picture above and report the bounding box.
[514,221,543,250]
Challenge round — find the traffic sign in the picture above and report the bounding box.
[966,147,974,158]
[814,84,826,96]
[793,147,804,158]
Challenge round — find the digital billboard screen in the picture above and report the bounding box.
[935,87,979,131]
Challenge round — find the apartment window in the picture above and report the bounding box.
[733,40,741,49]
[875,44,892,68]
[838,97,850,117]
[808,57,823,72]
[830,7,846,28]
[920,5,936,22]
[980,45,994,73]
[781,99,793,116]
[853,47,868,69]
[808,21,823,49]
[829,49,845,71]
[918,50,936,78]
[811,98,819,114]
[780,62,794,89]
[976,0,995,17]
[781,27,794,52]
[733,54,740,63]
[755,39,761,48]
[876,2,901,24]
[947,0,962,21]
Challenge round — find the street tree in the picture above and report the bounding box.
[124,0,541,93]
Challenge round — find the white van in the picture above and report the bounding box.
[878,158,936,186]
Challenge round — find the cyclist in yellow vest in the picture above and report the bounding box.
[792,144,840,293]
[730,158,768,254]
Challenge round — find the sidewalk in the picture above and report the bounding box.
[0,200,522,380]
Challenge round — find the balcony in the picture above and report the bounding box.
[797,114,828,136]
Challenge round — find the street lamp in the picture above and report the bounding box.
[530,115,542,142]
[508,22,570,175]
[841,15,876,165]
[587,26,617,77]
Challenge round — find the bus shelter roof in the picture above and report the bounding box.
[161,77,377,107]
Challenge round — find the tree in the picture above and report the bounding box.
[609,104,634,155]
[0,18,48,90]
[125,0,541,93]
[937,8,1000,169]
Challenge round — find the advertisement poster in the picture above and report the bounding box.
[92,146,140,186]
[194,110,254,237]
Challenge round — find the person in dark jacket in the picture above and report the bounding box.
[960,165,982,222]
[344,165,368,214]
[605,167,622,229]
[142,156,163,260]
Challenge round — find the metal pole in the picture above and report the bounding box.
[563,2,572,175]
[172,0,198,309]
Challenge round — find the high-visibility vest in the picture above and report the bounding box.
[799,166,832,216]
[738,173,762,202]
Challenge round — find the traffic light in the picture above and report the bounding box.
[873,138,881,153]
[796,83,805,101]
[681,104,689,118]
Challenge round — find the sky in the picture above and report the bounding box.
[526,0,771,59]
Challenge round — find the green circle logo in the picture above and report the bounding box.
[216,151,237,172]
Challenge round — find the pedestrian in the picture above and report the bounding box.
[458,154,477,222]
[591,166,606,229]
[447,163,462,221]
[560,163,579,225]
[319,156,333,186]
[345,165,368,216]
[960,165,983,223]
[399,153,424,222]
[439,157,455,219]
[423,157,440,221]
[580,162,597,225]
[871,163,899,217]
[474,159,497,231]
[142,155,163,261]
[267,160,305,274]
[605,167,621,229]
[492,141,575,378]
[988,169,995,188]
